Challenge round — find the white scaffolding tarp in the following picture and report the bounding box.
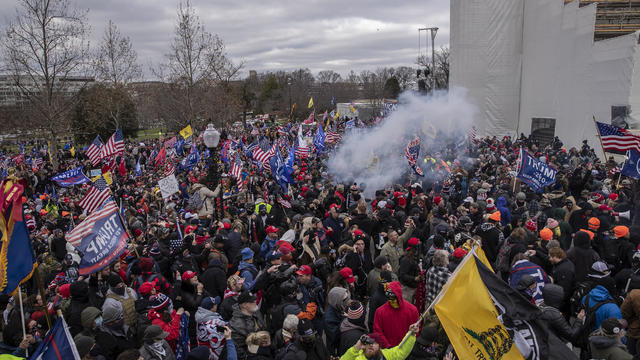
[451,0,640,153]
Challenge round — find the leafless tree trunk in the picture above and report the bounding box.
[2,0,90,169]
[94,20,142,87]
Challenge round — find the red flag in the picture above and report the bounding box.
[304,112,314,124]
[155,147,166,165]
[118,156,126,177]
[102,156,117,174]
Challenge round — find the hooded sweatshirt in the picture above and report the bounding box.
[567,231,600,283]
[373,281,419,347]
[589,330,633,360]
[195,307,227,360]
[582,285,622,330]
[496,197,511,227]
[324,287,350,356]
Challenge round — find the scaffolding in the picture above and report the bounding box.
[566,0,640,40]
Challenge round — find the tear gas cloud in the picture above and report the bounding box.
[327,89,477,196]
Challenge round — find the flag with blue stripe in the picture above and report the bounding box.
[30,317,81,360]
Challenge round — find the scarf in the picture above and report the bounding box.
[148,341,166,358]
[224,288,240,299]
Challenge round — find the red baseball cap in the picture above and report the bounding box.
[296,265,312,276]
[277,241,295,255]
[266,226,279,234]
[405,237,420,252]
[340,267,355,283]
[182,271,197,282]
[353,229,364,237]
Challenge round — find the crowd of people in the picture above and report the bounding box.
[1,117,640,360]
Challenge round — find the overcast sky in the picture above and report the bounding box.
[0,0,450,78]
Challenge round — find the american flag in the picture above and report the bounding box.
[304,112,314,124]
[608,166,622,176]
[100,128,125,159]
[277,194,291,208]
[326,129,342,144]
[253,140,275,172]
[86,135,103,166]
[596,122,640,153]
[164,162,175,177]
[164,136,177,148]
[231,156,244,191]
[66,200,118,247]
[171,216,184,252]
[79,177,111,214]
[405,137,424,177]
[295,138,310,158]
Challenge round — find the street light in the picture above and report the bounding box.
[203,123,221,197]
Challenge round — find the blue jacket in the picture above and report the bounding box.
[260,236,277,259]
[238,261,258,291]
[496,197,512,227]
[582,285,622,329]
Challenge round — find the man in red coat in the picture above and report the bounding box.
[373,280,419,347]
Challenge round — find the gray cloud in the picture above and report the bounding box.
[0,0,449,77]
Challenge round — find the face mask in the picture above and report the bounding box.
[112,286,125,296]
[388,298,400,308]
[94,316,103,328]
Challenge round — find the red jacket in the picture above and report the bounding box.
[373,281,419,347]
[149,310,181,351]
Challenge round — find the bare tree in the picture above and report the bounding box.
[317,70,342,84]
[95,20,142,86]
[2,0,90,168]
[156,0,243,128]
[417,46,449,90]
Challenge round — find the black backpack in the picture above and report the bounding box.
[574,293,616,349]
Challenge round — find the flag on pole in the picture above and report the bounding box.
[180,125,193,139]
[231,156,244,191]
[79,177,111,214]
[308,97,314,109]
[313,123,326,152]
[51,166,91,187]
[331,96,335,106]
[304,112,314,124]
[100,128,125,159]
[86,136,103,166]
[405,137,425,177]
[434,249,579,360]
[30,317,81,360]
[0,180,37,295]
[65,200,128,275]
[596,121,640,153]
[164,136,177,148]
[117,156,127,177]
[622,149,640,178]
[135,157,142,177]
[326,129,342,144]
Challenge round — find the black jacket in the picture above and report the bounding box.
[368,283,387,331]
[200,259,227,298]
[66,281,91,337]
[179,280,207,315]
[540,284,583,344]
[224,231,243,266]
[474,223,503,264]
[338,320,367,356]
[552,258,576,306]
[567,234,600,283]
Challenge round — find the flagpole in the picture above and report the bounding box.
[118,206,140,258]
[17,289,28,357]
[34,270,52,330]
[593,115,608,161]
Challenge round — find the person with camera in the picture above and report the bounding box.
[195,296,227,360]
[340,323,420,360]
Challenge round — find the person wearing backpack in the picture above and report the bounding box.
[579,285,623,348]
[191,180,221,219]
[539,284,585,345]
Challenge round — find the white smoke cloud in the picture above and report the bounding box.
[327,88,477,195]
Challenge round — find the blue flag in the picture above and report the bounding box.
[175,313,190,360]
[331,96,335,106]
[622,149,640,179]
[269,145,288,192]
[175,138,185,156]
[284,144,295,184]
[30,317,81,360]
[516,148,558,192]
[65,201,128,275]
[51,166,91,187]
[0,184,37,295]
[314,123,326,152]
[135,157,142,177]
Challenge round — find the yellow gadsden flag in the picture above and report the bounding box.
[307,97,314,109]
[92,172,112,186]
[434,249,524,360]
[179,125,193,139]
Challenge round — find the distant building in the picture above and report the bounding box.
[0,75,94,107]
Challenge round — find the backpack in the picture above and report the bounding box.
[494,240,515,274]
[574,293,616,349]
[187,191,204,211]
[569,281,592,315]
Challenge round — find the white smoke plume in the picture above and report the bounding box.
[327,88,477,196]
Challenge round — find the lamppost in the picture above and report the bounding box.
[202,123,221,189]
[287,77,292,118]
